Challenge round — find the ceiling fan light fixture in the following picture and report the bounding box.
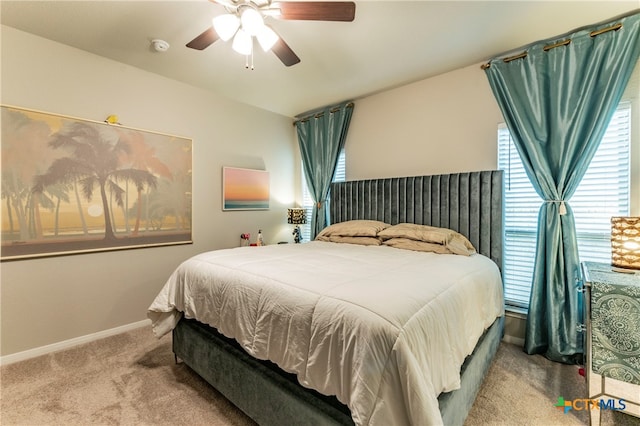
[232,28,253,55]
[188,0,357,67]
[213,13,240,41]
[240,7,264,36]
[256,25,279,51]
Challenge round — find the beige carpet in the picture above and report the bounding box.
[1,325,638,426]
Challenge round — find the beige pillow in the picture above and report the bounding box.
[316,220,390,238]
[325,235,382,246]
[383,238,452,254]
[378,223,452,244]
[378,223,476,256]
[447,234,477,256]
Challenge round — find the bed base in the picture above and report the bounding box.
[173,315,504,426]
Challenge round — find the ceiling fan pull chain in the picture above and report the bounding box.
[244,43,255,70]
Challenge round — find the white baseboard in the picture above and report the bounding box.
[0,319,151,366]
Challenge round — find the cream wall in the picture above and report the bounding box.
[0,26,297,357]
[346,63,503,180]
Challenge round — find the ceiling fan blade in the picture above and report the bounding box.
[273,1,355,22]
[272,37,301,67]
[186,27,220,50]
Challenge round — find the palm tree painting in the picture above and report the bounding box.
[1,106,192,260]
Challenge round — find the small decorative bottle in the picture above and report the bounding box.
[257,229,264,246]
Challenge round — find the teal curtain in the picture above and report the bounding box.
[295,101,354,239]
[484,11,640,363]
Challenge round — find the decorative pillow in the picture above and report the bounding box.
[317,235,382,246]
[378,223,476,256]
[315,220,390,239]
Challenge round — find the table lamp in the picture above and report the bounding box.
[611,216,640,273]
[287,208,306,244]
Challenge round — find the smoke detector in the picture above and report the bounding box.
[151,39,170,52]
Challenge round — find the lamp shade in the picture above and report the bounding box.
[287,208,306,225]
[212,14,240,41]
[256,25,279,52]
[232,29,252,55]
[240,7,264,36]
[611,216,640,271]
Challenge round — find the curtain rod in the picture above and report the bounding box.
[293,102,354,125]
[481,21,623,70]
[543,39,571,52]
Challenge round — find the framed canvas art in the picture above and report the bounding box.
[222,167,270,210]
[1,105,193,260]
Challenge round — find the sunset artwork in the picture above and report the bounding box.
[222,167,270,210]
[1,105,193,260]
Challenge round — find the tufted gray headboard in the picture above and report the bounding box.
[330,170,504,273]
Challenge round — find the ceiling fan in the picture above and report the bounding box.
[186,0,356,67]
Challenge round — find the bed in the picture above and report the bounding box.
[148,170,505,426]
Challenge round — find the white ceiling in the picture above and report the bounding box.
[1,1,638,117]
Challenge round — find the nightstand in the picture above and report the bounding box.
[580,261,640,425]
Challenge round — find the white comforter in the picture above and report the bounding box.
[148,241,504,425]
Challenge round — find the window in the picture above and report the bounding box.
[301,149,346,241]
[498,103,631,310]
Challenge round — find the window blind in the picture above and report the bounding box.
[301,149,346,241]
[498,103,631,310]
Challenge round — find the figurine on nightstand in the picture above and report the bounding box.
[292,226,302,244]
[257,229,264,246]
